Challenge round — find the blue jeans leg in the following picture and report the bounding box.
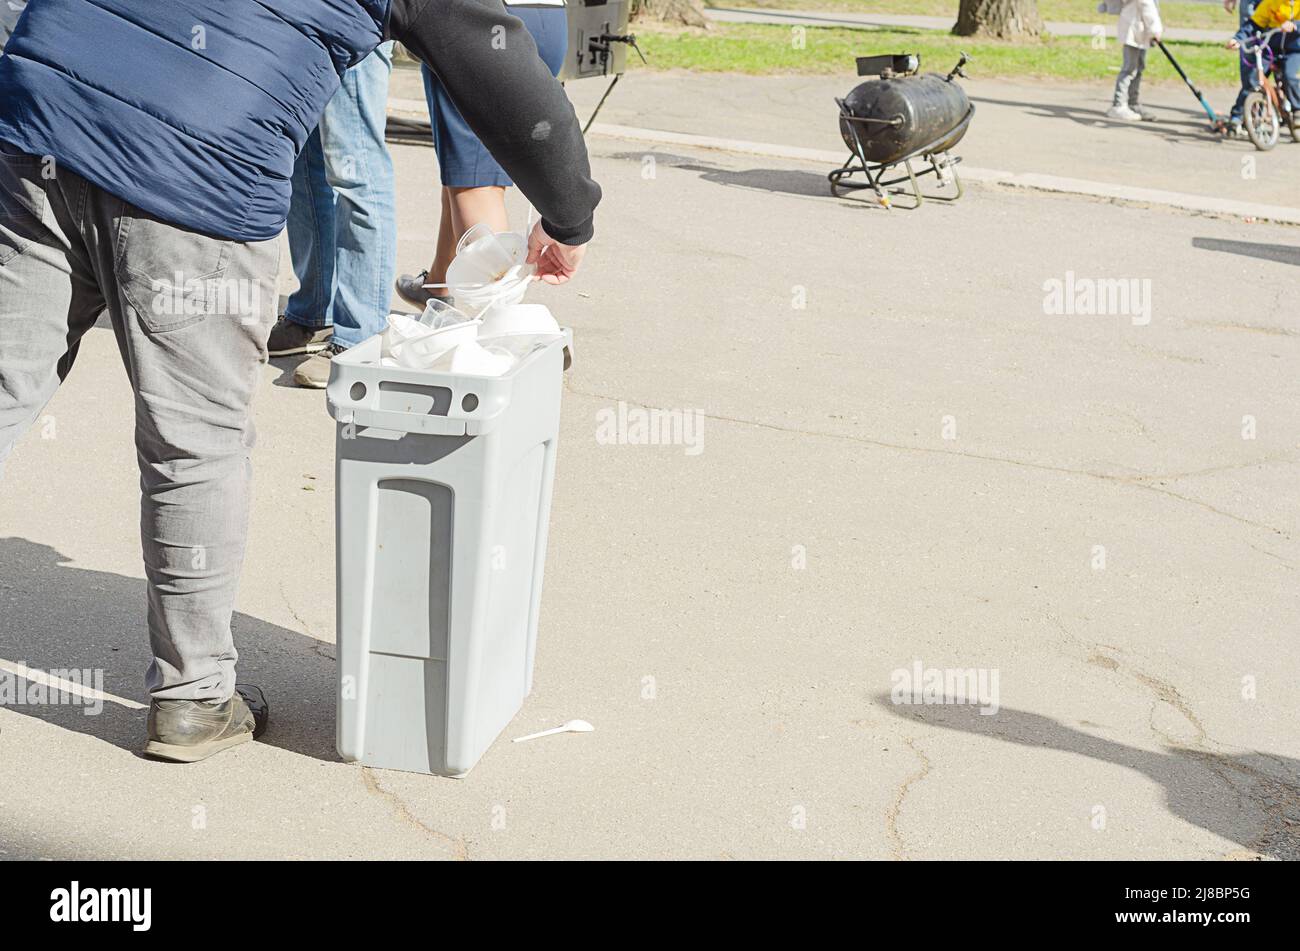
[1231,0,1263,120]
[1283,52,1300,110]
[285,42,397,347]
[285,128,335,330]
[420,8,567,188]
[1232,55,1255,121]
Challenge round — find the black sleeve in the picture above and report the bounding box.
[386,0,601,245]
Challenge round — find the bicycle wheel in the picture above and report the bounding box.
[1288,105,1300,143]
[1244,91,1279,150]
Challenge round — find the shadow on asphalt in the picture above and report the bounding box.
[968,95,1223,145]
[875,694,1300,860]
[607,149,967,209]
[268,355,311,388]
[0,537,340,763]
[607,150,894,206]
[1192,237,1300,267]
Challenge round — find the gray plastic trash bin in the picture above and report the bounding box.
[325,328,569,776]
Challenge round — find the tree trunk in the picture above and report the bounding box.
[952,0,1043,40]
[632,0,710,29]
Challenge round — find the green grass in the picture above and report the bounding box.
[633,22,1240,84]
[703,0,1236,32]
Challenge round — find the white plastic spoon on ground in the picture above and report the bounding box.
[513,719,595,743]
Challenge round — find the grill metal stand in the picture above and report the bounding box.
[828,106,972,209]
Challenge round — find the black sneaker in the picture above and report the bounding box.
[143,684,269,763]
[267,317,332,357]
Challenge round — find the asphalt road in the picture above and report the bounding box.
[552,69,1296,214]
[1,79,1297,859]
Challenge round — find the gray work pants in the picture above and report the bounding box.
[0,143,278,702]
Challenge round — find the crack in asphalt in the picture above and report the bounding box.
[1128,668,1209,749]
[562,383,1298,856]
[1247,542,1298,571]
[277,582,336,660]
[563,383,1297,542]
[1053,617,1300,859]
[360,767,470,861]
[886,737,931,861]
[274,591,467,859]
[278,581,315,637]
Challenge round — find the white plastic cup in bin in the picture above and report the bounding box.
[480,302,562,338]
[325,314,570,776]
[384,311,481,370]
[446,226,535,316]
[428,339,515,377]
[419,296,475,329]
[455,222,519,278]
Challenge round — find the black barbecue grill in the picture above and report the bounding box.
[829,52,975,209]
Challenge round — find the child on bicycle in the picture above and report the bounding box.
[1227,0,1300,116]
[1226,1,1263,134]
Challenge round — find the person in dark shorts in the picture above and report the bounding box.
[396,1,573,305]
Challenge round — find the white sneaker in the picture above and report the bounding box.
[1106,104,1142,121]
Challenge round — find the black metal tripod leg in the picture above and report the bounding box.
[582,74,622,135]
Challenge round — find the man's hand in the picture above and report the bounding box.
[527,221,587,286]
[1224,0,1236,12]
[1283,20,1297,32]
[1227,37,1240,48]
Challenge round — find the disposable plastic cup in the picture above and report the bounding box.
[387,315,482,369]
[479,303,562,338]
[419,296,476,329]
[449,226,528,287]
[452,267,535,316]
[429,338,516,377]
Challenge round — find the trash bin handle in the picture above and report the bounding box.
[342,407,469,437]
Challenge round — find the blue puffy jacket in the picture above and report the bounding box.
[0,0,388,241]
[0,0,390,240]
[0,0,599,244]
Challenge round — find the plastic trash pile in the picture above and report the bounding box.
[445,223,535,314]
[378,224,563,377]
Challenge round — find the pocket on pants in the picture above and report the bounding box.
[0,147,48,267]
[115,208,234,333]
